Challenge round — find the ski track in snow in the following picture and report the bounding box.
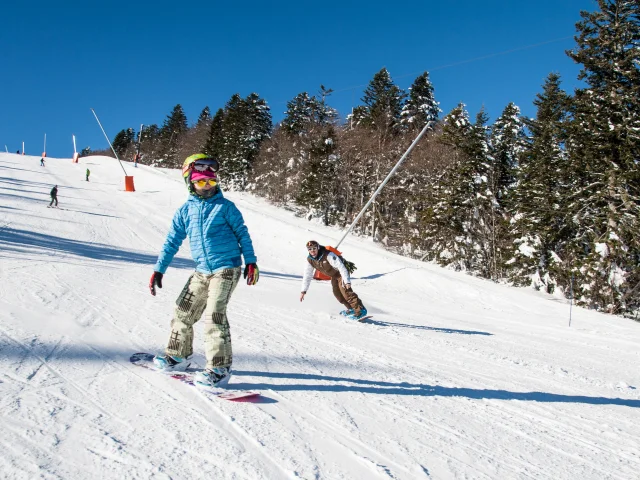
[0,153,639,479]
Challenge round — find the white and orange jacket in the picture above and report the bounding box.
[301,251,351,293]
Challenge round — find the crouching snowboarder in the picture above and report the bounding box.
[299,240,367,320]
[149,154,259,388]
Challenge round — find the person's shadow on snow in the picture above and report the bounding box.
[231,370,640,407]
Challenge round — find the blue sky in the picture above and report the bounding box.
[1,0,597,158]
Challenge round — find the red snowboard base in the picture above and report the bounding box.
[130,353,260,401]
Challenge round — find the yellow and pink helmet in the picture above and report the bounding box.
[182,154,220,193]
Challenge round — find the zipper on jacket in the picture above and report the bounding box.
[198,200,213,273]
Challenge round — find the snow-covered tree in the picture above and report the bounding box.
[296,126,341,225]
[401,71,441,131]
[282,86,338,136]
[564,0,640,313]
[421,103,496,274]
[489,102,527,207]
[355,68,406,136]
[282,92,316,136]
[509,73,571,291]
[219,93,272,190]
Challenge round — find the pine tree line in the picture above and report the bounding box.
[110,93,273,190]
[251,0,640,317]
[105,0,639,317]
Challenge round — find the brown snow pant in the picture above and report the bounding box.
[331,276,364,315]
[165,268,240,369]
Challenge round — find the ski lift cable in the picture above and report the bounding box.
[268,35,574,107]
[331,36,575,96]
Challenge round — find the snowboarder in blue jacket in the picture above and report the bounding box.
[149,154,259,388]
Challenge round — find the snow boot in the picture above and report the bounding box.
[339,308,355,317]
[347,308,368,320]
[153,354,192,372]
[195,367,232,389]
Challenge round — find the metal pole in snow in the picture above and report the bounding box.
[335,121,433,249]
[135,124,143,164]
[137,124,143,155]
[90,108,128,176]
[4,145,7,153]
[569,273,574,327]
[72,135,77,154]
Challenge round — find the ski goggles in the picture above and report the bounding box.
[192,178,218,187]
[193,158,220,172]
[307,244,319,251]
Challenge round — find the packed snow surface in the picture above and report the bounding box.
[1,152,639,479]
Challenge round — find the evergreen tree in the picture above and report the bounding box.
[282,92,316,136]
[296,126,340,225]
[401,71,441,131]
[219,94,247,186]
[509,73,571,290]
[424,105,498,276]
[564,0,640,313]
[204,108,225,158]
[347,105,368,128]
[112,128,135,158]
[358,68,406,135]
[282,86,338,136]
[244,92,273,167]
[161,104,188,140]
[160,104,188,166]
[218,93,272,190]
[421,104,473,268]
[315,85,339,126]
[489,102,527,207]
[138,124,161,162]
[465,108,500,277]
[196,106,211,126]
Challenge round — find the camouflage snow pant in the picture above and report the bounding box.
[165,268,241,369]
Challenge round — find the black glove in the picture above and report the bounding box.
[243,263,259,285]
[149,271,163,296]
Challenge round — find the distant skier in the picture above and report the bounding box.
[300,240,367,320]
[40,158,45,167]
[49,185,58,207]
[149,153,259,388]
[86,168,90,181]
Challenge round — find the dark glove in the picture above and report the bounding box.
[243,263,259,286]
[149,271,163,296]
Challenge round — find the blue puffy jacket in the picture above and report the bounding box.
[154,189,256,274]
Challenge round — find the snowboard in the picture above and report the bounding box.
[129,353,260,401]
[341,313,373,322]
[339,311,373,322]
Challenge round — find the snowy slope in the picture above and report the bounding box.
[0,152,639,480]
